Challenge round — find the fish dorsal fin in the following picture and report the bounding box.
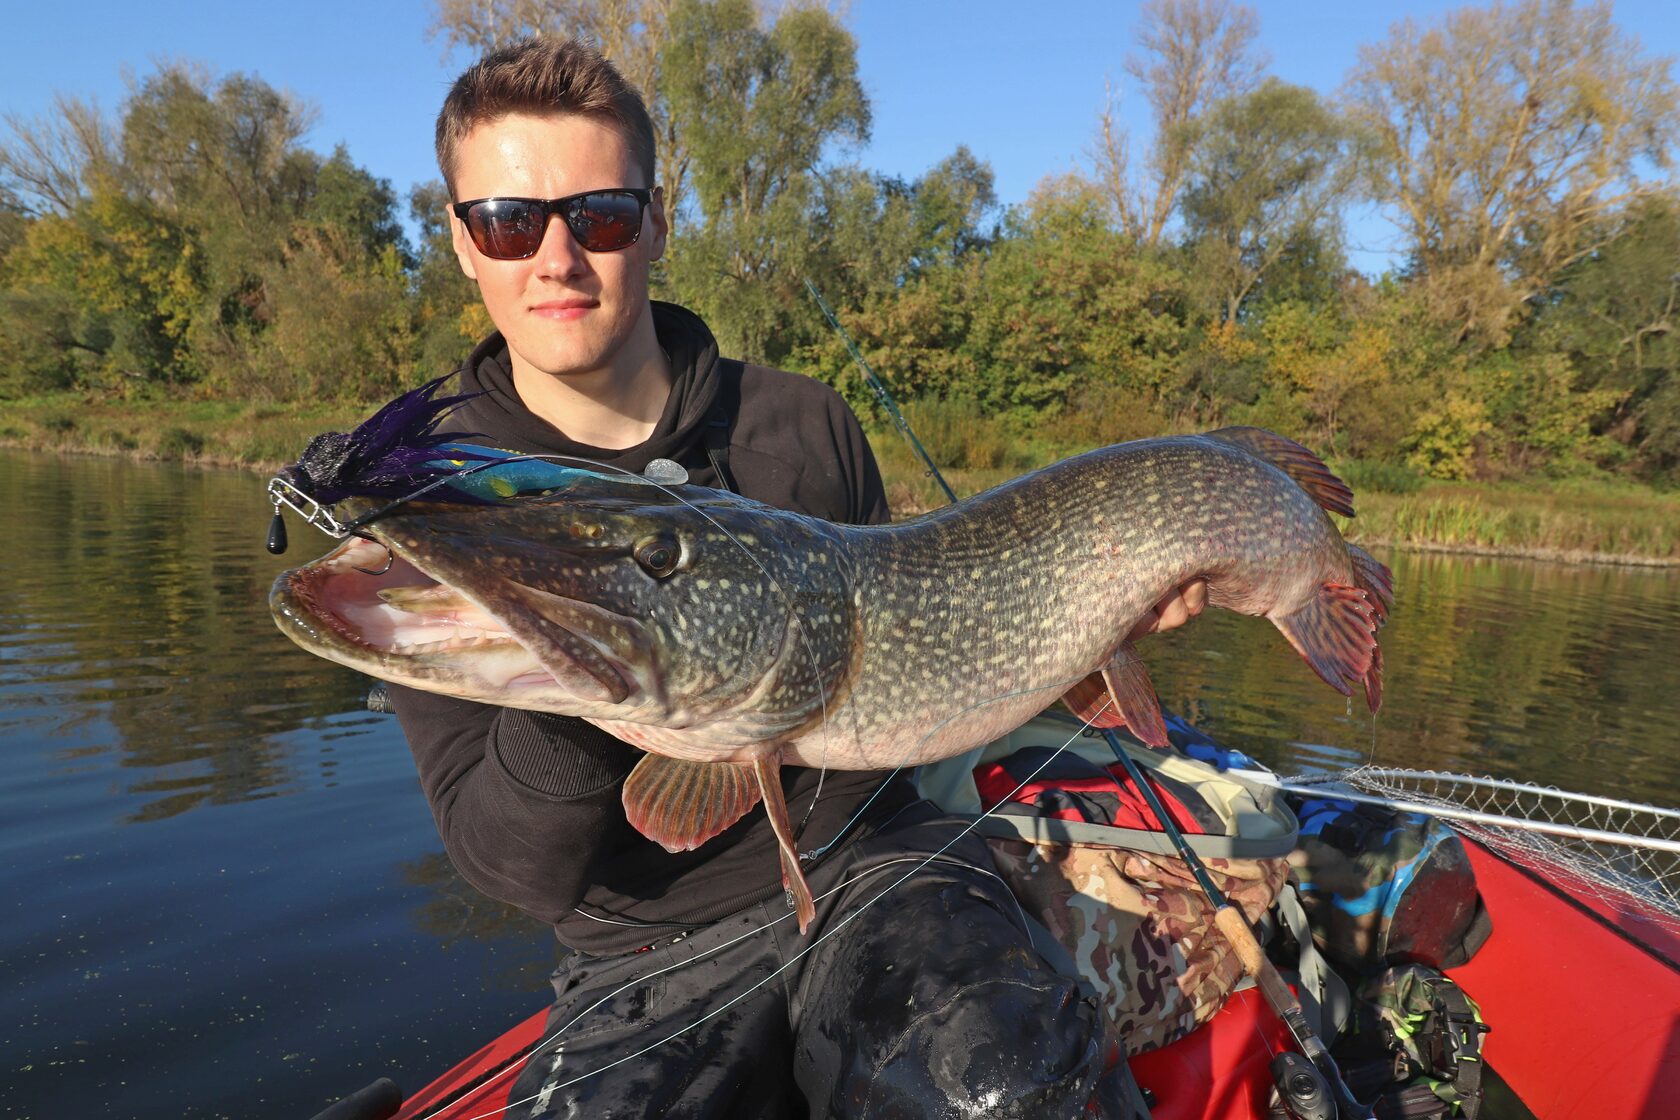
[1200,427,1355,518]
[622,755,761,853]
[1061,641,1170,747]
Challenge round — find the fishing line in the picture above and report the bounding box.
[440,702,1115,1120]
[797,670,1109,864]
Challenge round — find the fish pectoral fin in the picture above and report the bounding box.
[622,754,761,853]
[1272,582,1382,710]
[1062,642,1170,747]
[751,755,816,935]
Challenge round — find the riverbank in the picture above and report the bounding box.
[5,391,1676,565]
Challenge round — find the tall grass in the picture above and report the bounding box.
[1348,480,1679,561]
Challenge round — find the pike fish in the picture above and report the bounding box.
[270,426,1392,931]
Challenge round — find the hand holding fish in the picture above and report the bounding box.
[1128,579,1209,640]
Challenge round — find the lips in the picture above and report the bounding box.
[531,297,598,320]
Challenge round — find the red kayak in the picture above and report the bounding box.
[373,835,1680,1120]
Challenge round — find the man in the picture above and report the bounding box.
[391,37,1205,1119]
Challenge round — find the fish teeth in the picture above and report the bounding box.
[379,584,470,613]
[391,631,514,654]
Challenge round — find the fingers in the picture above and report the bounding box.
[1124,606,1161,644]
[1130,580,1209,640]
[1183,578,1207,615]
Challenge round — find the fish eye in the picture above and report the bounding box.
[633,535,682,579]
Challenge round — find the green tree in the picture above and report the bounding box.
[659,0,869,362]
[1178,79,1359,322]
[961,176,1189,418]
[1526,193,1680,478]
[1093,0,1265,247]
[0,63,414,400]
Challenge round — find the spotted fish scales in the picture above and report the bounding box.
[271,427,1392,930]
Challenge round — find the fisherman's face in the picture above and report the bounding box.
[450,112,667,384]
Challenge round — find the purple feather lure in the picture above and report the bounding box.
[280,375,492,505]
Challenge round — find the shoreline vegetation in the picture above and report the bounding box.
[3,391,1674,567]
[5,2,1678,569]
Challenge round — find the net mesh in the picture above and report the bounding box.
[1282,767,1680,937]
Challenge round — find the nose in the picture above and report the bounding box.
[532,212,590,280]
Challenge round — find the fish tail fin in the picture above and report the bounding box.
[1347,543,1394,622]
[1273,582,1383,711]
[752,755,816,934]
[1200,427,1356,517]
[1347,544,1393,711]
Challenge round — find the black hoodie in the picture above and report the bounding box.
[387,302,916,955]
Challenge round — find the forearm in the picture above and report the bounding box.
[388,684,638,922]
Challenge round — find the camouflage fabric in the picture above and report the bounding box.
[1286,796,1487,972]
[987,836,1289,1060]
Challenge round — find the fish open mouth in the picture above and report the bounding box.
[276,534,642,705]
[280,535,560,690]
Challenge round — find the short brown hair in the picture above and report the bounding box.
[435,37,657,198]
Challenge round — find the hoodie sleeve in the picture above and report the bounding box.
[386,683,638,921]
[835,394,892,527]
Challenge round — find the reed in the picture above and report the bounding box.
[1347,481,1679,562]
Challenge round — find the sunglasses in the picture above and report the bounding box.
[451,188,654,259]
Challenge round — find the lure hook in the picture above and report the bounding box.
[350,532,395,577]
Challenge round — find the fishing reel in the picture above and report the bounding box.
[1267,1051,1334,1120]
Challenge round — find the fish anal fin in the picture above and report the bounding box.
[1201,427,1355,518]
[1273,582,1382,709]
[1062,644,1170,747]
[622,754,761,853]
[1062,671,1129,729]
[1101,643,1170,748]
[751,755,816,934]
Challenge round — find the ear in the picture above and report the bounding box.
[645,185,669,263]
[450,211,480,281]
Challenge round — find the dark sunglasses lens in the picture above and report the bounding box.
[566,192,645,252]
[466,199,546,259]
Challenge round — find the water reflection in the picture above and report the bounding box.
[0,451,552,1119]
[2,448,1677,1117]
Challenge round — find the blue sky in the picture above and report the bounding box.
[3,1,1676,274]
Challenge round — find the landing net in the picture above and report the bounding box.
[1281,767,1680,936]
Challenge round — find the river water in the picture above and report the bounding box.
[3,449,1677,1118]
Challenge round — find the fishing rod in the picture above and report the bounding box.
[1101,728,1371,1120]
[802,278,958,505]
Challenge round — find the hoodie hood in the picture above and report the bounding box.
[444,300,723,473]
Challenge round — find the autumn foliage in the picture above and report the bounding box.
[2,0,1676,483]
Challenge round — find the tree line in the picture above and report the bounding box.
[2,0,1676,483]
